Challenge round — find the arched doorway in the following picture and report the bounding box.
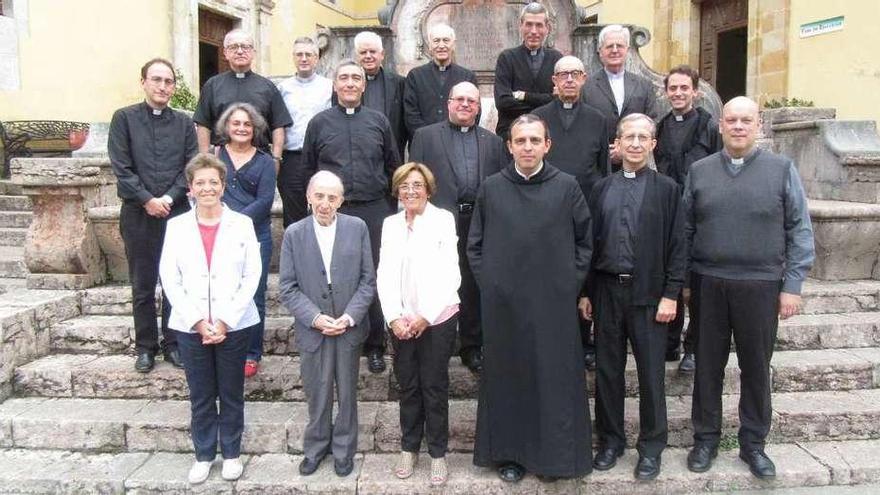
[699,0,748,103]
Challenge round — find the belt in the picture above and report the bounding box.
[600,272,634,285]
[458,202,475,214]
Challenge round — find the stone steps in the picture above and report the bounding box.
[13,348,880,402]
[0,227,25,247]
[0,440,877,494]
[0,195,30,211]
[78,277,880,318]
[0,210,31,228]
[48,311,880,355]
[0,245,26,278]
[1,391,880,454]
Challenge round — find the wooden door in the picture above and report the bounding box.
[199,8,235,85]
[699,0,748,88]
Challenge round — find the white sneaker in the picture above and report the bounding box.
[188,460,213,484]
[222,457,244,481]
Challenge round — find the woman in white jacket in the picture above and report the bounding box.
[159,153,261,484]
[377,162,461,485]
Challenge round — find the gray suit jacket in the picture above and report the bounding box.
[278,213,376,353]
[582,69,659,142]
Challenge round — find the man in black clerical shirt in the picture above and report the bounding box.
[654,65,721,373]
[409,82,506,374]
[354,31,409,157]
[581,113,685,481]
[582,24,658,167]
[108,58,198,372]
[303,60,402,373]
[534,55,609,371]
[193,29,292,167]
[403,23,477,136]
[493,2,563,140]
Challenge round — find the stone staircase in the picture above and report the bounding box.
[0,180,30,291]
[1,274,880,493]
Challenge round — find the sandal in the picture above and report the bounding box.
[430,456,448,485]
[394,451,418,479]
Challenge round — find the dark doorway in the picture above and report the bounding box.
[715,27,747,103]
[198,8,234,88]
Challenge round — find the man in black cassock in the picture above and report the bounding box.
[581,113,685,480]
[403,23,477,137]
[354,31,409,157]
[468,114,592,482]
[303,59,402,373]
[493,2,562,140]
[409,81,507,374]
[533,54,609,372]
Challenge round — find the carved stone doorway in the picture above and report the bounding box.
[699,0,747,103]
[198,8,234,87]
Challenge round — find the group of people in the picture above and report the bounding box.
[106,1,816,487]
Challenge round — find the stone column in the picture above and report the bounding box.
[9,157,117,290]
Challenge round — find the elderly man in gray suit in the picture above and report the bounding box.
[279,170,376,478]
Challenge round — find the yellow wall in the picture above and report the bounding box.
[788,0,880,125]
[0,0,173,122]
[268,0,383,77]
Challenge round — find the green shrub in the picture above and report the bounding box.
[764,97,814,109]
[170,70,198,112]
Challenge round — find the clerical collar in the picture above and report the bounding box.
[144,102,166,116]
[673,108,696,122]
[515,161,544,180]
[561,101,576,110]
[525,46,542,57]
[232,70,252,79]
[337,105,361,115]
[366,74,376,81]
[433,61,450,72]
[622,166,647,179]
[722,147,759,166]
[448,121,473,133]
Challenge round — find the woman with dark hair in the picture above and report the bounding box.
[377,162,461,485]
[160,153,262,483]
[214,102,276,377]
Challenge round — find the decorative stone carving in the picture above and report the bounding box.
[9,157,116,289]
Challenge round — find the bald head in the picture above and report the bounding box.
[447,82,481,127]
[307,170,344,197]
[552,56,587,103]
[720,96,761,157]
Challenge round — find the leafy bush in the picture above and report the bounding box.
[170,70,198,111]
[764,97,814,109]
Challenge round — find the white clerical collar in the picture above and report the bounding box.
[515,161,544,180]
[367,74,376,81]
[530,49,539,56]
[345,107,355,115]
[152,109,162,116]
[674,115,684,122]
[623,170,636,178]
[562,102,574,109]
[235,72,246,79]
[437,64,448,72]
[731,157,745,165]
[459,126,470,133]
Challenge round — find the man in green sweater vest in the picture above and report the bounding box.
[683,97,815,479]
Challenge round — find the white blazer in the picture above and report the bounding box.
[377,202,461,325]
[159,205,262,333]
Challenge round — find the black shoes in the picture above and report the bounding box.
[678,353,696,373]
[461,347,483,374]
[298,453,326,476]
[592,447,623,471]
[584,350,597,371]
[367,351,386,373]
[134,352,155,373]
[687,445,718,473]
[634,455,661,480]
[163,348,184,368]
[497,462,525,482]
[665,350,681,362]
[740,449,776,479]
[334,457,354,477]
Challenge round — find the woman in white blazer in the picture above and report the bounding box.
[159,153,262,485]
[377,162,461,485]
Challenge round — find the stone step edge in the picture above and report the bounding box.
[2,440,878,493]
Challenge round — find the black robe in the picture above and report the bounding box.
[467,162,593,477]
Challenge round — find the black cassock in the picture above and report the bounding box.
[467,163,593,477]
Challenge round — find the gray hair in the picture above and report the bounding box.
[224,29,254,47]
[616,113,656,138]
[598,24,630,48]
[553,55,585,73]
[214,102,268,146]
[428,23,456,41]
[307,170,345,196]
[520,2,548,22]
[354,31,384,51]
[292,36,319,55]
[334,59,365,79]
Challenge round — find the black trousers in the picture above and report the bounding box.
[581,318,594,355]
[278,150,310,228]
[456,209,481,353]
[667,292,697,355]
[691,273,779,452]
[593,273,668,457]
[391,315,458,458]
[339,197,394,354]
[120,201,186,354]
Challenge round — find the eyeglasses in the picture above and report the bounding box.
[449,96,479,106]
[554,70,584,80]
[620,134,653,144]
[399,182,426,193]
[147,76,176,87]
[225,43,254,52]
